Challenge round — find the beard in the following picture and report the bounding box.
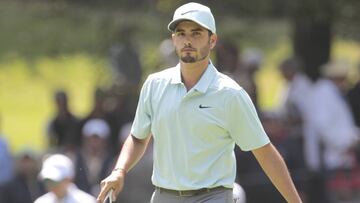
[177,42,211,63]
[180,54,196,63]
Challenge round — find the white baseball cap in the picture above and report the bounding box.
[82,118,110,139]
[168,2,216,34]
[40,154,74,182]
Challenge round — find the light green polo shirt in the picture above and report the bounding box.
[131,62,270,190]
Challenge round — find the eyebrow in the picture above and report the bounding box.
[192,28,204,32]
[175,27,206,32]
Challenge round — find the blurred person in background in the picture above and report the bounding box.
[346,62,360,128]
[81,87,127,156]
[82,88,108,123]
[0,115,14,186]
[0,150,45,203]
[277,56,313,201]
[115,122,153,203]
[109,25,142,123]
[47,90,81,153]
[305,60,359,202]
[277,57,312,170]
[35,153,96,203]
[104,89,135,156]
[278,57,312,130]
[74,118,115,197]
[240,48,264,111]
[109,25,142,92]
[215,39,240,75]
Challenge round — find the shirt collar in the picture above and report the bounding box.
[170,63,182,84]
[170,61,217,94]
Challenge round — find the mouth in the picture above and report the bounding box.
[181,48,196,52]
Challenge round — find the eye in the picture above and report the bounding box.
[176,32,185,37]
[192,31,201,36]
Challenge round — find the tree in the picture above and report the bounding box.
[290,0,334,81]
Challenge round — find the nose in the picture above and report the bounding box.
[184,41,191,47]
[184,39,192,47]
[183,34,192,47]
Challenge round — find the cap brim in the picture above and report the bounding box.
[40,167,64,182]
[167,18,213,33]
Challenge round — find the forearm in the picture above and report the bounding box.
[252,143,302,203]
[113,134,151,173]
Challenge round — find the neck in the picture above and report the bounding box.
[180,58,209,91]
[54,183,69,199]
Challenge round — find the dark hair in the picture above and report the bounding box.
[208,30,213,37]
[280,56,304,72]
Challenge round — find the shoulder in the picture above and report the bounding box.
[74,190,97,202]
[212,71,244,94]
[147,67,177,83]
[315,79,336,93]
[34,193,54,203]
[68,185,97,202]
[140,67,178,94]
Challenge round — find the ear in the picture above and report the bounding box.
[209,34,217,50]
[171,33,176,44]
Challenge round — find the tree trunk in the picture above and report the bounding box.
[291,0,334,81]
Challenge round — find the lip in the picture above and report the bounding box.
[181,48,196,52]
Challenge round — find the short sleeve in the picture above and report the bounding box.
[130,76,153,139]
[226,88,270,151]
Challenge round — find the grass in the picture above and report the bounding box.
[0,54,111,153]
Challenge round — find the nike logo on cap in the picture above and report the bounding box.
[181,10,198,15]
[199,104,211,109]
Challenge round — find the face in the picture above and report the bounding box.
[280,65,295,81]
[44,179,70,198]
[83,135,106,153]
[172,21,217,63]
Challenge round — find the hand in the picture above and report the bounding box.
[97,170,125,203]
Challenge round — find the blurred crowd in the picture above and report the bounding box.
[0,38,359,203]
[214,40,360,203]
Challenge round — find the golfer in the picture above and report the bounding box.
[97,2,302,203]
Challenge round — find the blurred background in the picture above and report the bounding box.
[0,0,359,203]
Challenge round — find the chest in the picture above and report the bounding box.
[150,84,227,135]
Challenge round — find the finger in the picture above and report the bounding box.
[111,188,117,201]
[113,183,123,202]
[97,184,109,203]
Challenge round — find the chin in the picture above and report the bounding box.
[181,56,197,63]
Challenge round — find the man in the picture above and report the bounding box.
[47,90,80,151]
[97,2,302,203]
[35,154,97,203]
[74,118,115,196]
[0,150,45,203]
[346,62,360,128]
[305,61,359,202]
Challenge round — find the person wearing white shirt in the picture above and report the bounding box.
[307,60,358,171]
[278,57,312,121]
[34,154,96,203]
